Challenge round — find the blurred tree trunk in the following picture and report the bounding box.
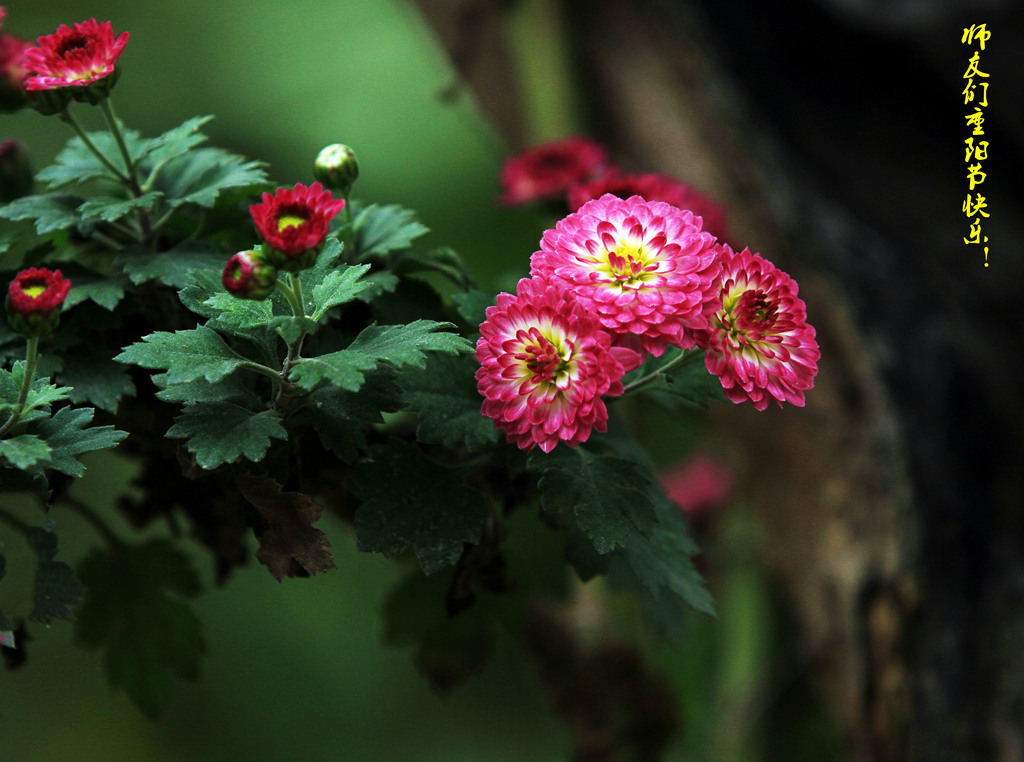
[416,0,1024,759]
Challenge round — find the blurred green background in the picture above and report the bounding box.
[1,2,834,759]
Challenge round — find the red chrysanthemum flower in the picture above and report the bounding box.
[530,194,722,357]
[568,171,731,243]
[697,245,819,411]
[475,276,640,453]
[249,182,345,269]
[499,136,609,206]
[21,18,129,91]
[6,267,71,338]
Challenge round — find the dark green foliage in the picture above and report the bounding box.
[166,403,287,470]
[353,203,430,260]
[530,447,657,554]
[27,526,85,624]
[115,326,250,385]
[399,353,500,451]
[75,539,204,719]
[350,438,489,574]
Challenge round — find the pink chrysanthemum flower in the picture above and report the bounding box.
[249,182,345,270]
[697,245,819,411]
[475,276,640,453]
[567,171,731,243]
[21,18,129,91]
[499,136,609,206]
[530,194,722,357]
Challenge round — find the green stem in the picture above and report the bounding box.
[99,98,154,243]
[238,360,286,384]
[98,99,136,185]
[272,273,308,412]
[58,109,130,185]
[0,337,39,438]
[619,348,704,396]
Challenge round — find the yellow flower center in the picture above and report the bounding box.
[277,214,307,232]
[23,284,46,299]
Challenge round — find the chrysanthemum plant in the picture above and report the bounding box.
[0,12,818,721]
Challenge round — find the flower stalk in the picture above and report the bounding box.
[0,336,39,438]
[620,347,703,396]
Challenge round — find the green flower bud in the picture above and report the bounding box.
[222,249,278,300]
[313,144,359,193]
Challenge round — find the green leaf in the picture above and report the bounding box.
[310,263,372,321]
[529,448,657,555]
[303,369,404,461]
[115,326,250,385]
[137,115,214,176]
[399,353,499,450]
[0,434,52,470]
[153,373,260,406]
[349,438,489,574]
[166,403,287,470]
[27,526,85,624]
[18,374,74,417]
[77,191,162,224]
[0,193,83,234]
[37,127,148,190]
[452,289,494,328]
[290,320,470,394]
[60,269,127,311]
[268,315,319,345]
[116,241,228,289]
[353,203,429,260]
[58,355,137,414]
[203,291,274,330]
[75,539,204,719]
[30,406,128,477]
[157,147,268,208]
[611,495,715,627]
[393,246,476,290]
[236,473,336,580]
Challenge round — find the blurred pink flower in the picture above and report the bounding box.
[530,194,721,357]
[698,245,819,410]
[475,276,639,452]
[499,136,609,206]
[661,452,735,522]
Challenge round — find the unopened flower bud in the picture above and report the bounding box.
[6,267,71,339]
[0,139,33,202]
[313,144,359,194]
[222,249,278,300]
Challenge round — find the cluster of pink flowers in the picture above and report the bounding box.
[477,184,820,452]
[498,136,730,242]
